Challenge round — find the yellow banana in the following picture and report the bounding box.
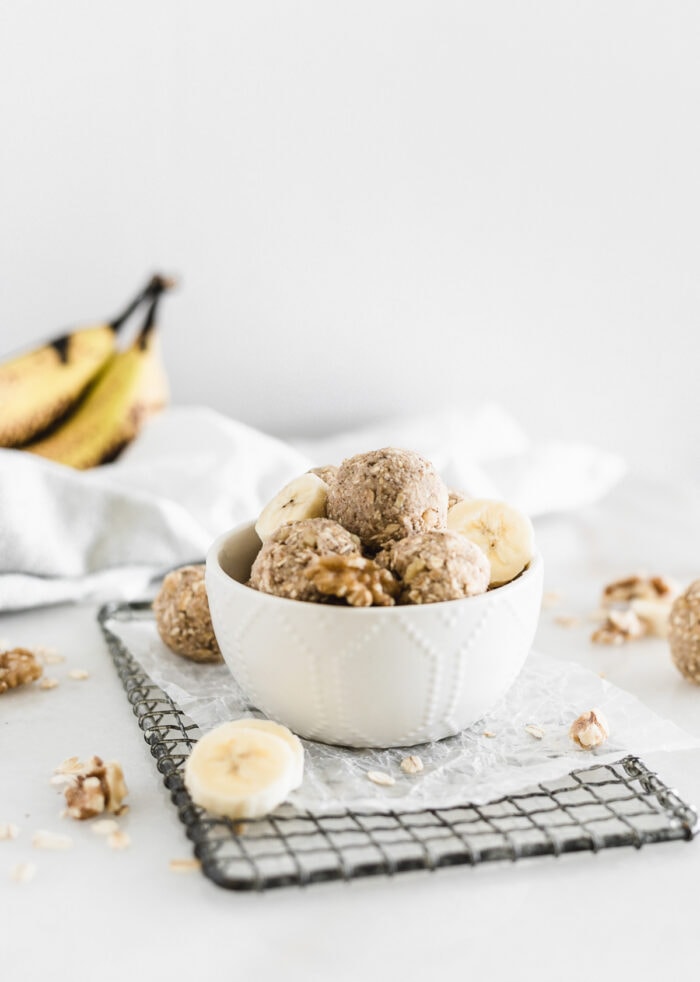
[0,275,170,448]
[26,288,170,469]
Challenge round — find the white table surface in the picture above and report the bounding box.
[4,471,700,982]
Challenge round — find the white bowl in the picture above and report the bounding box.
[206,522,543,748]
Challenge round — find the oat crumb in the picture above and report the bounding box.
[0,823,19,840]
[68,669,90,680]
[92,819,120,836]
[524,724,545,739]
[39,678,59,690]
[107,830,131,850]
[554,615,582,628]
[400,755,424,774]
[482,730,496,738]
[33,646,65,665]
[32,830,73,851]
[11,862,37,884]
[169,858,202,874]
[541,591,562,609]
[367,770,396,787]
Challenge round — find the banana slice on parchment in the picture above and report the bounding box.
[184,721,302,820]
[225,718,304,790]
[447,498,535,587]
[255,473,329,543]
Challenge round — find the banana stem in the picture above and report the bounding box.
[136,288,164,349]
[110,274,177,332]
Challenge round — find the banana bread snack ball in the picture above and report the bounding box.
[376,530,490,604]
[327,448,449,552]
[154,565,223,664]
[308,464,339,486]
[669,579,700,684]
[249,517,362,602]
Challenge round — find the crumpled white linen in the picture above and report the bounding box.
[0,403,626,610]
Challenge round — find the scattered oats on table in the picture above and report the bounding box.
[553,615,581,628]
[169,858,202,874]
[32,830,73,851]
[0,823,19,840]
[39,678,59,690]
[11,862,37,884]
[68,669,89,680]
[400,755,424,774]
[107,830,131,850]
[366,770,396,787]
[524,724,545,740]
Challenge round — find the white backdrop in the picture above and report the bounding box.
[1,2,698,480]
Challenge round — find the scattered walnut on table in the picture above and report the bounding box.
[305,554,399,607]
[52,756,128,820]
[591,608,647,645]
[570,709,609,749]
[594,574,679,641]
[0,647,43,694]
[602,574,678,605]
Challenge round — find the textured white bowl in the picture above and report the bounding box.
[206,522,543,748]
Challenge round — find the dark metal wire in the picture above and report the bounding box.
[98,601,699,892]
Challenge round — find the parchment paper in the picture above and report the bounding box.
[112,617,699,814]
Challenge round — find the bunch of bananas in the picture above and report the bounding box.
[0,275,175,469]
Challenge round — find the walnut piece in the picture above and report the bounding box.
[602,574,678,605]
[305,554,399,607]
[54,756,128,820]
[591,608,647,645]
[570,709,609,749]
[0,647,42,694]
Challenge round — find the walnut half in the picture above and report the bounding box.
[53,756,128,820]
[570,709,609,749]
[0,648,42,694]
[304,554,399,607]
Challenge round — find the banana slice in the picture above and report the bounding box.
[255,473,329,542]
[225,718,304,789]
[184,722,297,820]
[447,498,535,587]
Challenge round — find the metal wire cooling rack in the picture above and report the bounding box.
[99,600,698,891]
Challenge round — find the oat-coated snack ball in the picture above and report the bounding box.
[669,579,700,684]
[249,517,362,602]
[308,464,339,486]
[327,448,449,552]
[153,565,223,664]
[376,530,490,604]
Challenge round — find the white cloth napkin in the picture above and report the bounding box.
[0,404,626,610]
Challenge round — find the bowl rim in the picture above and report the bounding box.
[206,520,543,616]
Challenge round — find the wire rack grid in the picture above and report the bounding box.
[98,601,698,892]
